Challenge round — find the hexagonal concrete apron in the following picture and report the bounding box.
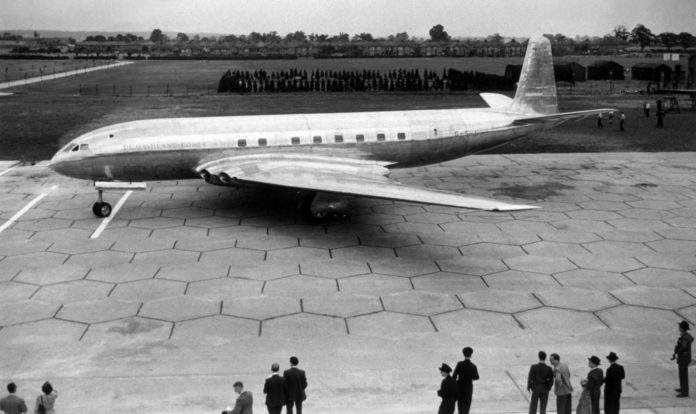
[1,152,696,413]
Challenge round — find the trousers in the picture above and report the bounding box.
[679,362,690,395]
[457,391,472,414]
[556,394,572,414]
[286,400,302,414]
[604,393,620,414]
[529,391,549,414]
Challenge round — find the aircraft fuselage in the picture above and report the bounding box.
[50,107,541,182]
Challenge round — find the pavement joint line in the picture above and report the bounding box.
[0,189,52,233]
[90,190,133,239]
[78,324,90,342]
[506,369,530,403]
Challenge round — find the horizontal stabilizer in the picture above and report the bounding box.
[480,93,513,109]
[514,108,617,126]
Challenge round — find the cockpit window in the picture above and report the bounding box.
[62,144,79,152]
[79,144,90,151]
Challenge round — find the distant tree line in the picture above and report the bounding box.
[138,23,696,52]
[84,33,144,42]
[217,67,513,93]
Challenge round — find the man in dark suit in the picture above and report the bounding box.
[604,352,625,414]
[283,356,307,414]
[453,346,479,414]
[527,351,554,414]
[438,363,458,414]
[224,381,253,414]
[674,320,694,397]
[264,363,287,414]
[587,355,604,414]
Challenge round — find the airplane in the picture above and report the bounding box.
[49,35,610,220]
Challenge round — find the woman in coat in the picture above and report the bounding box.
[34,382,58,414]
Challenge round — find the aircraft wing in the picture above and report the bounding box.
[196,154,537,211]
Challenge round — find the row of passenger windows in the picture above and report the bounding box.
[236,132,407,147]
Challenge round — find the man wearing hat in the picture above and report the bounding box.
[604,352,625,414]
[437,363,457,414]
[586,356,604,414]
[453,346,479,414]
[673,320,694,397]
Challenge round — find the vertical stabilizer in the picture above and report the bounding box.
[509,35,558,115]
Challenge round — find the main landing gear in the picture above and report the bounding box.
[299,191,350,222]
[92,190,112,218]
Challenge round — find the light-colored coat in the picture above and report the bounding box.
[553,362,573,396]
[34,391,57,414]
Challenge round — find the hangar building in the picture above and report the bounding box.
[587,60,624,80]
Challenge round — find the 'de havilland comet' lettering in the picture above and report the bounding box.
[49,36,610,219]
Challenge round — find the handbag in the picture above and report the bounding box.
[37,395,46,414]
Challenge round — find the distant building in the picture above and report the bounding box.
[631,63,672,82]
[504,64,522,81]
[595,38,631,55]
[553,64,575,83]
[76,40,154,56]
[0,39,27,54]
[566,62,587,82]
[505,62,585,83]
[587,60,624,80]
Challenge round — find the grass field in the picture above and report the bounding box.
[1,56,695,161]
[6,57,530,96]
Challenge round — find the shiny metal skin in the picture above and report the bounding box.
[49,36,611,213]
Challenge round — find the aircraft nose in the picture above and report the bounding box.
[48,148,72,175]
[48,151,62,171]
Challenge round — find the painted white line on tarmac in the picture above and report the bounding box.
[0,189,53,233]
[90,191,132,239]
[0,161,20,176]
[0,61,133,90]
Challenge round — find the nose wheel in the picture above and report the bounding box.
[92,201,112,217]
[92,189,112,217]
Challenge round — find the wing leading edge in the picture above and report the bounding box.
[197,154,537,212]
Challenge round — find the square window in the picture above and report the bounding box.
[258,138,267,146]
[313,136,322,144]
[377,133,386,141]
[397,132,406,140]
[334,134,343,143]
[356,134,365,142]
[237,139,247,147]
[291,137,300,145]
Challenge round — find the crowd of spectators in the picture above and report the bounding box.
[218,67,513,93]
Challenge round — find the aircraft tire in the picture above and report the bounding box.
[92,201,112,218]
[312,210,328,220]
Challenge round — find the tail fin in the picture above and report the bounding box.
[509,35,558,115]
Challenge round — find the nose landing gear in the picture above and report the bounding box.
[92,190,112,217]
[91,181,147,218]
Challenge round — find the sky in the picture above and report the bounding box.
[1,0,694,38]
